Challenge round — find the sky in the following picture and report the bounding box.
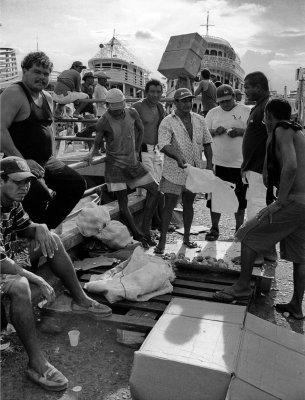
[1,0,304,93]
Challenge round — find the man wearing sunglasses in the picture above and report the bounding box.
[155,88,213,254]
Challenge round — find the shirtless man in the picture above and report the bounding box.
[0,52,86,229]
[214,98,305,320]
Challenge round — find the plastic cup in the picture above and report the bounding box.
[68,330,80,347]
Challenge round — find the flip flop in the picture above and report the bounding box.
[71,300,112,317]
[183,240,198,248]
[154,246,165,255]
[213,287,252,303]
[274,303,304,320]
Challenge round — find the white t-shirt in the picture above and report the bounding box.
[93,84,108,117]
[205,104,250,168]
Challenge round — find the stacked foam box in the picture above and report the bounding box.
[130,298,305,400]
[158,33,208,79]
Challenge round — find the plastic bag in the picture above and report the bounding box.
[84,246,175,303]
[76,203,110,237]
[185,165,215,193]
[96,220,133,250]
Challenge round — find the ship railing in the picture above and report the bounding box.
[94,66,146,89]
[201,55,244,78]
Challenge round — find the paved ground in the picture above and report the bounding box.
[1,198,304,399]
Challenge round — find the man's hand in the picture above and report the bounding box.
[33,224,58,258]
[256,201,282,223]
[215,126,227,136]
[177,157,187,169]
[38,277,56,303]
[227,128,240,138]
[26,159,45,178]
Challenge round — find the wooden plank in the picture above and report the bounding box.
[102,314,156,332]
[174,278,228,292]
[172,286,216,300]
[97,299,166,314]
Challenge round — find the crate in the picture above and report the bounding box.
[158,48,202,79]
[165,33,207,59]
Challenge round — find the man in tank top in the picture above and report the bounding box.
[194,68,217,117]
[88,89,159,248]
[0,51,86,230]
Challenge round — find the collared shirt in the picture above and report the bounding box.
[158,110,212,185]
[93,84,108,117]
[0,202,31,261]
[241,95,269,174]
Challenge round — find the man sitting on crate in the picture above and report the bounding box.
[0,156,112,391]
[88,88,159,248]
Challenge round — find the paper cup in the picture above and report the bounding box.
[68,330,80,347]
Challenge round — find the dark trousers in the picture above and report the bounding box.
[22,156,86,229]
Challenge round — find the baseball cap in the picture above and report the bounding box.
[95,71,111,79]
[234,89,244,95]
[216,84,234,102]
[82,72,94,80]
[106,88,126,110]
[71,61,86,70]
[0,157,36,181]
[174,88,195,101]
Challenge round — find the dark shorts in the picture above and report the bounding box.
[236,200,305,263]
[207,165,248,211]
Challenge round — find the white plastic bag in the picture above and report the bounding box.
[211,177,239,213]
[97,220,133,250]
[76,203,110,237]
[185,165,215,193]
[84,246,175,303]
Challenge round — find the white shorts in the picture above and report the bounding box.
[107,172,154,192]
[141,145,164,184]
[53,91,89,105]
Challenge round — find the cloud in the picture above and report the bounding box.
[135,30,155,40]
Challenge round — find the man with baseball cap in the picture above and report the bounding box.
[88,89,159,247]
[155,88,213,254]
[204,84,250,241]
[53,60,89,118]
[93,70,111,118]
[79,71,96,116]
[0,156,112,391]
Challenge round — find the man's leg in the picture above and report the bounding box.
[140,181,160,241]
[275,262,305,319]
[115,189,143,241]
[235,209,245,231]
[156,193,179,251]
[43,158,86,229]
[182,190,197,245]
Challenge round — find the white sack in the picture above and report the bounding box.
[185,165,215,193]
[84,246,175,303]
[76,203,110,237]
[96,220,134,250]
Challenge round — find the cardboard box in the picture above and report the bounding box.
[130,298,305,400]
[130,299,246,400]
[165,33,208,59]
[158,48,202,79]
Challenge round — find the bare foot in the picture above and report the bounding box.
[274,303,304,320]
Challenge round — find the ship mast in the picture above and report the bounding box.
[201,11,215,36]
[110,29,115,58]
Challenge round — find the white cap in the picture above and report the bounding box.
[106,88,126,110]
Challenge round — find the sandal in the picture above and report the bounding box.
[154,246,165,255]
[183,240,198,248]
[71,300,112,317]
[27,363,68,391]
[143,234,157,247]
[205,228,219,241]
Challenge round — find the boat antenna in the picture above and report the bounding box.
[110,29,116,58]
[36,34,39,51]
[201,11,214,36]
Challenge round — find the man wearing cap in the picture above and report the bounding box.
[155,88,213,254]
[79,71,96,116]
[89,89,159,247]
[0,156,111,391]
[194,68,217,117]
[204,84,250,241]
[0,51,86,230]
[234,89,244,103]
[53,61,89,118]
[93,71,110,118]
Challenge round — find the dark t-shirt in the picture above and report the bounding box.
[241,95,269,174]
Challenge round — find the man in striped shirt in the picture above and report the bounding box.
[0,156,112,391]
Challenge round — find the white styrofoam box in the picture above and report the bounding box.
[165,33,208,59]
[226,377,280,400]
[158,48,202,79]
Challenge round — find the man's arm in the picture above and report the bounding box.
[203,143,213,170]
[158,119,185,168]
[194,81,203,97]
[0,256,55,302]
[87,117,106,161]
[276,127,297,203]
[130,108,144,153]
[18,222,58,258]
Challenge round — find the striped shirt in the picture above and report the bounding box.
[158,110,212,185]
[0,202,31,261]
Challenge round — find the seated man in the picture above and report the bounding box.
[0,157,112,391]
[214,99,305,320]
[88,88,159,247]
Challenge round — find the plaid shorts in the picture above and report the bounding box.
[159,177,184,196]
